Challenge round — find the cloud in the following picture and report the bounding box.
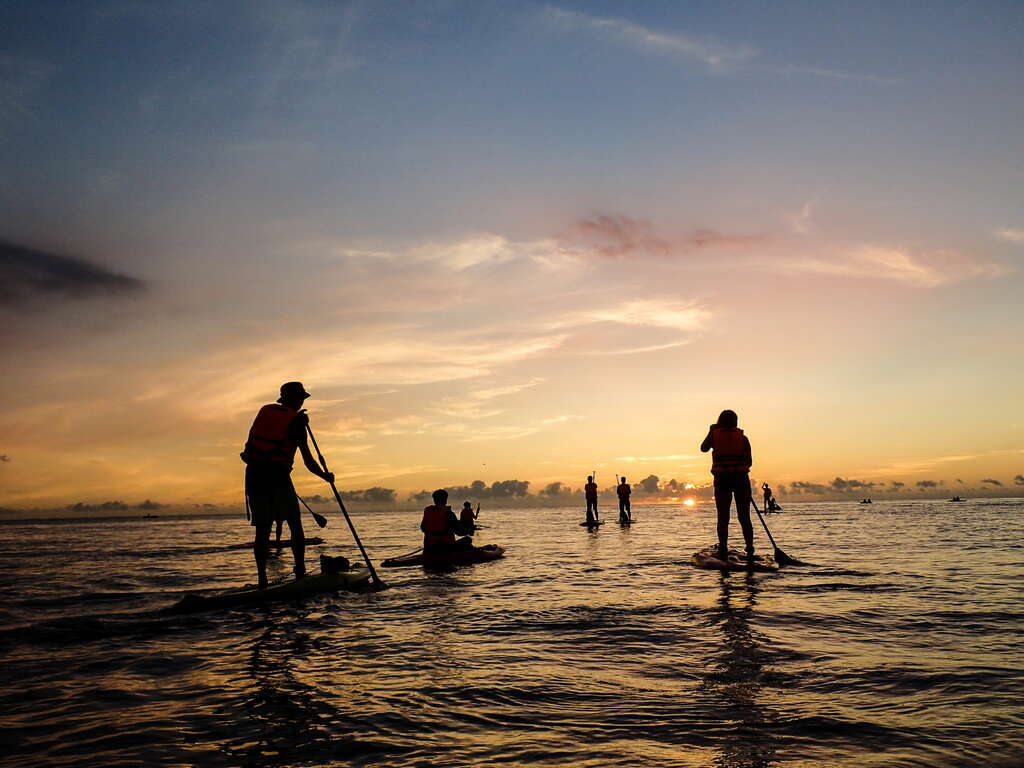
[916,480,941,488]
[540,6,896,82]
[995,228,1024,244]
[789,202,814,234]
[541,6,756,71]
[830,477,876,491]
[891,481,905,488]
[569,214,765,260]
[784,245,1005,287]
[615,454,696,463]
[1015,475,1024,486]
[0,54,58,134]
[789,481,829,494]
[0,240,144,306]
[980,478,1003,487]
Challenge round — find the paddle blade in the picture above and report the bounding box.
[774,547,799,567]
[312,511,328,528]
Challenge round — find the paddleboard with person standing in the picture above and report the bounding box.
[241,382,335,588]
[617,476,632,524]
[584,475,599,526]
[700,409,754,564]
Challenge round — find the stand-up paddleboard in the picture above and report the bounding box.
[691,546,778,573]
[580,520,604,527]
[166,566,371,612]
[226,537,325,550]
[380,544,505,568]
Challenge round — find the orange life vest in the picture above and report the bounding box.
[584,482,598,500]
[240,404,299,469]
[711,426,750,473]
[617,483,631,498]
[423,505,455,548]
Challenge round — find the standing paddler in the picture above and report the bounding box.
[700,409,754,563]
[241,382,335,588]
[584,474,599,525]
[616,476,632,523]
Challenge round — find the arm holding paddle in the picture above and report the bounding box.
[293,412,334,484]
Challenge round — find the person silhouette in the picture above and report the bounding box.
[584,475,599,525]
[617,476,632,523]
[700,410,754,562]
[459,501,480,534]
[241,382,334,588]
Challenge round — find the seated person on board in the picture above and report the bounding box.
[421,489,475,555]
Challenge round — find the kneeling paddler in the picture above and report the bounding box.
[421,489,474,556]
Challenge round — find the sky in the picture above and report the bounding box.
[1,0,1022,507]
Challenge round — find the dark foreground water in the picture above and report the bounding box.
[1,499,1022,768]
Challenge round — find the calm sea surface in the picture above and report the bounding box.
[1,500,1022,767]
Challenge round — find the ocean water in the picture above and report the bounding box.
[1,499,1022,768]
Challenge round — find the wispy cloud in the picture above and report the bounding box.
[783,245,1006,287]
[789,202,814,234]
[995,228,1024,244]
[0,54,58,135]
[0,240,144,307]
[541,6,897,82]
[568,214,765,260]
[615,454,697,463]
[541,6,756,70]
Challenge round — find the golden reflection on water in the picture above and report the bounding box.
[704,573,777,768]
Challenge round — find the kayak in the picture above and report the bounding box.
[166,566,371,612]
[690,546,778,573]
[227,537,325,550]
[380,544,505,568]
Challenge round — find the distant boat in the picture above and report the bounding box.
[949,496,966,502]
[859,499,872,504]
[142,513,159,519]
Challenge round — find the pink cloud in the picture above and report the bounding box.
[568,214,765,259]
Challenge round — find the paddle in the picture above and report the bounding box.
[306,424,386,589]
[295,493,328,528]
[750,496,797,566]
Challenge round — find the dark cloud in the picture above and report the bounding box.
[411,480,530,502]
[637,474,660,493]
[980,478,1003,487]
[891,481,905,488]
[916,480,940,488]
[830,477,876,491]
[66,500,162,512]
[343,487,396,504]
[0,454,8,462]
[789,481,828,494]
[1015,475,1024,486]
[0,239,143,306]
[539,481,573,497]
[570,214,765,260]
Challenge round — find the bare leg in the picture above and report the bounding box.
[253,523,271,588]
[288,515,306,577]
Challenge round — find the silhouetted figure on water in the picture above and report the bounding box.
[701,409,754,563]
[762,482,780,512]
[459,501,480,534]
[617,476,632,523]
[422,489,474,555]
[584,475,599,525]
[241,382,335,588]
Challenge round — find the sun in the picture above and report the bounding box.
[683,498,696,506]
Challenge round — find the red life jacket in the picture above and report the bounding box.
[422,505,455,548]
[617,483,631,498]
[711,426,750,473]
[584,482,598,500]
[240,404,299,469]
[459,507,475,526]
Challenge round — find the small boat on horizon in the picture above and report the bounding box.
[949,496,966,502]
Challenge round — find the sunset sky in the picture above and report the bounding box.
[1,1,1022,507]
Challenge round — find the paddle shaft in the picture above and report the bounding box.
[306,425,385,588]
[295,493,328,528]
[749,497,779,548]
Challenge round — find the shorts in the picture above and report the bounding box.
[245,464,300,528]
